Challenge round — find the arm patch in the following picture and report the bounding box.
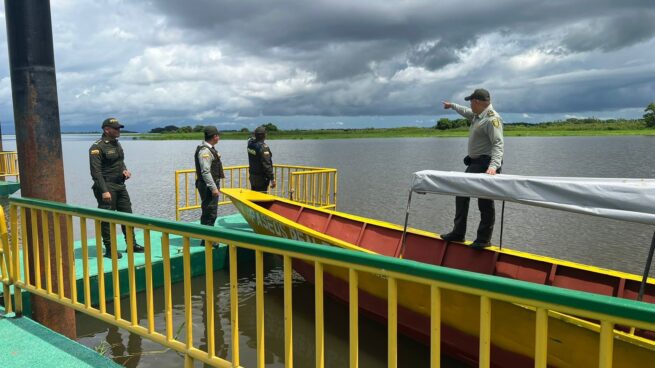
[90,149,100,155]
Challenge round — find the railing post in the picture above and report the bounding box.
[315,261,324,368]
[256,250,265,368]
[534,308,548,368]
[479,296,491,368]
[599,321,614,368]
[349,268,359,368]
[388,277,397,368]
[284,255,294,368]
[175,171,180,221]
[430,285,441,368]
[229,244,240,367]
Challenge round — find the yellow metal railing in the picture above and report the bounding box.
[0,151,19,180]
[0,206,12,312]
[175,164,337,220]
[3,197,655,367]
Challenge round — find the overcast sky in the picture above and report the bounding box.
[1,0,654,132]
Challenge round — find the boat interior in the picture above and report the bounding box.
[256,198,655,339]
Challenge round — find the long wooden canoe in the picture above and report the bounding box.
[222,188,655,367]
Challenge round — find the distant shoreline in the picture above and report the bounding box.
[134,127,655,140]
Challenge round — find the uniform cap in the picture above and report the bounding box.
[254,126,266,135]
[464,88,491,102]
[204,126,220,137]
[101,117,124,129]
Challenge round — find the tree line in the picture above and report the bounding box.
[435,102,655,130]
[149,122,279,134]
[147,103,655,133]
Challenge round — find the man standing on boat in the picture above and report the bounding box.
[247,126,276,192]
[195,126,225,232]
[89,118,144,259]
[440,88,504,249]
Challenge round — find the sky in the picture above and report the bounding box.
[0,0,654,133]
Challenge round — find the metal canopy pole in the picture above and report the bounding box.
[637,231,655,302]
[399,190,413,257]
[499,201,505,250]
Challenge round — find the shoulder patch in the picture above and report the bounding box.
[487,110,495,117]
[491,118,500,128]
[263,151,270,156]
[202,154,211,158]
[90,149,100,155]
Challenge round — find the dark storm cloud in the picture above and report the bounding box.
[2,0,651,129]
[146,1,655,69]
[562,13,655,52]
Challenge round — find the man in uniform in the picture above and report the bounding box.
[195,126,225,232]
[89,118,144,259]
[247,126,276,192]
[441,88,504,249]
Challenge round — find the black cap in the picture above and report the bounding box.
[204,126,220,137]
[464,88,491,102]
[101,117,124,129]
[254,126,266,135]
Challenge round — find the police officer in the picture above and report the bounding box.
[89,118,144,259]
[195,126,225,230]
[247,126,276,192]
[440,88,504,249]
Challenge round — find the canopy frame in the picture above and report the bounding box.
[401,171,655,302]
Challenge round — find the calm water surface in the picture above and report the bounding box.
[4,134,654,366]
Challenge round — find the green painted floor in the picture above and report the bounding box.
[0,213,253,367]
[0,308,122,367]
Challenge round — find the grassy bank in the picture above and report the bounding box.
[137,126,655,140]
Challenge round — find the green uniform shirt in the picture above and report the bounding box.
[452,103,504,170]
[89,134,128,193]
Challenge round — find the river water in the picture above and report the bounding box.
[3,134,654,366]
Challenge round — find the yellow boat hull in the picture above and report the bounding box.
[223,188,655,367]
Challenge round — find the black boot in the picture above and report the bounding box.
[441,232,465,242]
[131,244,145,253]
[104,246,123,259]
[470,239,491,249]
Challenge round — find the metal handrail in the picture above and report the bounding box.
[4,196,655,367]
[175,164,338,220]
[0,151,19,180]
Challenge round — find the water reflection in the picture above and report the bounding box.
[77,252,467,367]
[106,324,143,366]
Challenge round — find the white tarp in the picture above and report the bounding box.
[411,170,655,226]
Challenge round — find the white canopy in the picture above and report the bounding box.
[411,170,655,226]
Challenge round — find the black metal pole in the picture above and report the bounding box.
[637,231,655,302]
[499,201,505,250]
[5,0,75,337]
[399,190,413,257]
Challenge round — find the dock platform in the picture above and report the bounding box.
[0,213,253,367]
[0,307,121,367]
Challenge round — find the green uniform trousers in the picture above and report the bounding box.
[93,184,137,249]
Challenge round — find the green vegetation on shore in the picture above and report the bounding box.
[138,118,655,140]
[138,103,655,140]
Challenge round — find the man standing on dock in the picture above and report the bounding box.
[89,118,144,258]
[195,126,225,231]
[440,88,504,249]
[247,126,276,192]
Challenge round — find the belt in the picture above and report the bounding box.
[469,155,491,164]
[103,175,125,184]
